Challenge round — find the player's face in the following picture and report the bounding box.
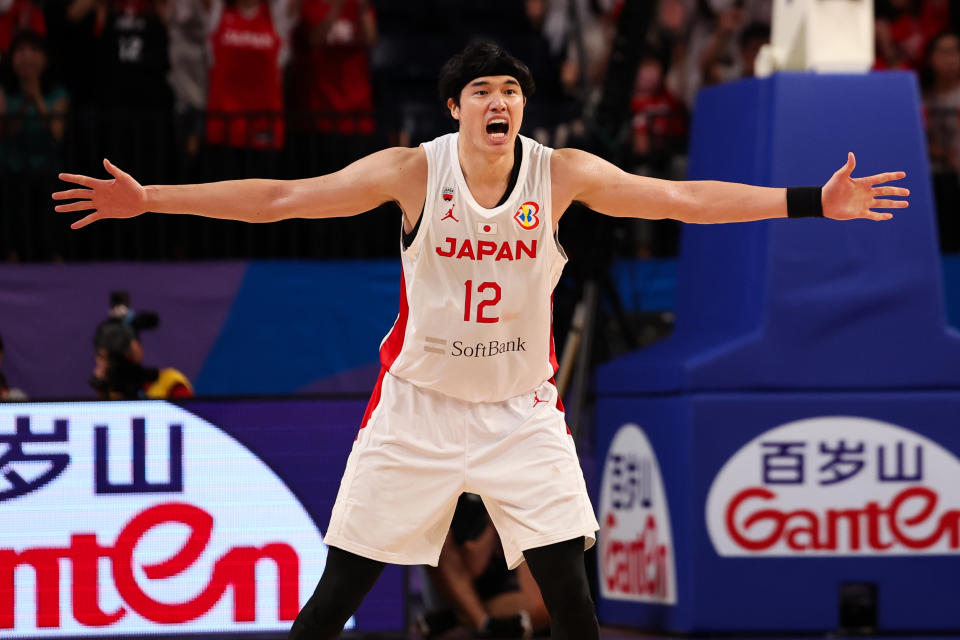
[448,75,525,151]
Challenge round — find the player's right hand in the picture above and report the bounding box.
[53,158,148,229]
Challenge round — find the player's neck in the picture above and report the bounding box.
[457,134,515,206]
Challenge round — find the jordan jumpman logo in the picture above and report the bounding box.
[442,204,459,222]
[533,392,548,408]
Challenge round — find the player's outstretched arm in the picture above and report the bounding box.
[552,148,909,224]
[53,147,426,229]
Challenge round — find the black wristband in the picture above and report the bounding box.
[786,186,824,218]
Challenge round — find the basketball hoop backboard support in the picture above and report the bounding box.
[758,0,874,76]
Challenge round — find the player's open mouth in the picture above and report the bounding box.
[486,119,509,139]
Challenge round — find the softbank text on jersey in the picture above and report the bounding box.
[451,338,527,357]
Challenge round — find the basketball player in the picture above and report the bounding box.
[53,42,909,640]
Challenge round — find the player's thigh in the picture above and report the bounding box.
[469,383,597,569]
[326,373,467,563]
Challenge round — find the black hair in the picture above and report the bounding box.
[639,45,670,70]
[920,30,960,93]
[97,322,137,356]
[438,42,535,108]
[110,290,131,308]
[876,0,921,21]
[8,29,47,59]
[739,22,771,49]
[4,29,52,97]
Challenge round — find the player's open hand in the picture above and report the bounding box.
[53,159,148,229]
[821,152,909,221]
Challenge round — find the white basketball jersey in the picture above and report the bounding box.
[380,133,566,403]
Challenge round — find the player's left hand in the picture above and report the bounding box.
[821,152,909,221]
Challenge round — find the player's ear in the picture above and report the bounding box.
[446,97,460,121]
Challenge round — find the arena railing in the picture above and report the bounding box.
[0,109,398,262]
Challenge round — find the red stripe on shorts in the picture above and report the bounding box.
[547,296,569,434]
[547,377,569,434]
[548,294,560,376]
[359,267,409,431]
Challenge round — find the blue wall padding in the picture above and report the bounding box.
[610,259,678,312]
[598,72,960,393]
[196,260,402,395]
[943,255,960,331]
[613,256,960,328]
[595,391,960,632]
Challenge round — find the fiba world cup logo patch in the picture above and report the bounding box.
[514,201,540,230]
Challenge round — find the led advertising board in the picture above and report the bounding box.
[0,399,405,637]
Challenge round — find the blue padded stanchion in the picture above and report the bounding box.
[599,71,960,394]
[594,72,960,633]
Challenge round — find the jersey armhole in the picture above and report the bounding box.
[402,141,437,252]
[542,146,568,261]
[402,210,422,249]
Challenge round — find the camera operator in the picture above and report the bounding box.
[93,290,160,343]
[90,292,193,399]
[0,332,28,401]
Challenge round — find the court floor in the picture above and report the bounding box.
[228,628,960,639]
[593,636,960,640]
[399,629,960,640]
[446,634,959,640]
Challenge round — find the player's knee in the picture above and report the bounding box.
[543,576,597,640]
[538,579,596,640]
[523,538,598,638]
[541,570,594,617]
[288,616,341,640]
[288,548,384,640]
[288,590,353,640]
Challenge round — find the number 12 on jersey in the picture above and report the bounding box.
[463,280,501,323]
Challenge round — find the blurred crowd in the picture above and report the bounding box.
[1,0,960,260]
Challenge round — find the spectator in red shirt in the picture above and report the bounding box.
[922,30,960,251]
[288,0,376,137]
[0,0,45,61]
[630,49,687,175]
[627,47,688,258]
[206,0,294,152]
[875,0,950,70]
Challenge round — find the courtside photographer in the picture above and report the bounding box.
[89,291,193,399]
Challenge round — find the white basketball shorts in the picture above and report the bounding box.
[324,372,599,570]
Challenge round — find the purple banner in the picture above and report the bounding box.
[0,262,247,399]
